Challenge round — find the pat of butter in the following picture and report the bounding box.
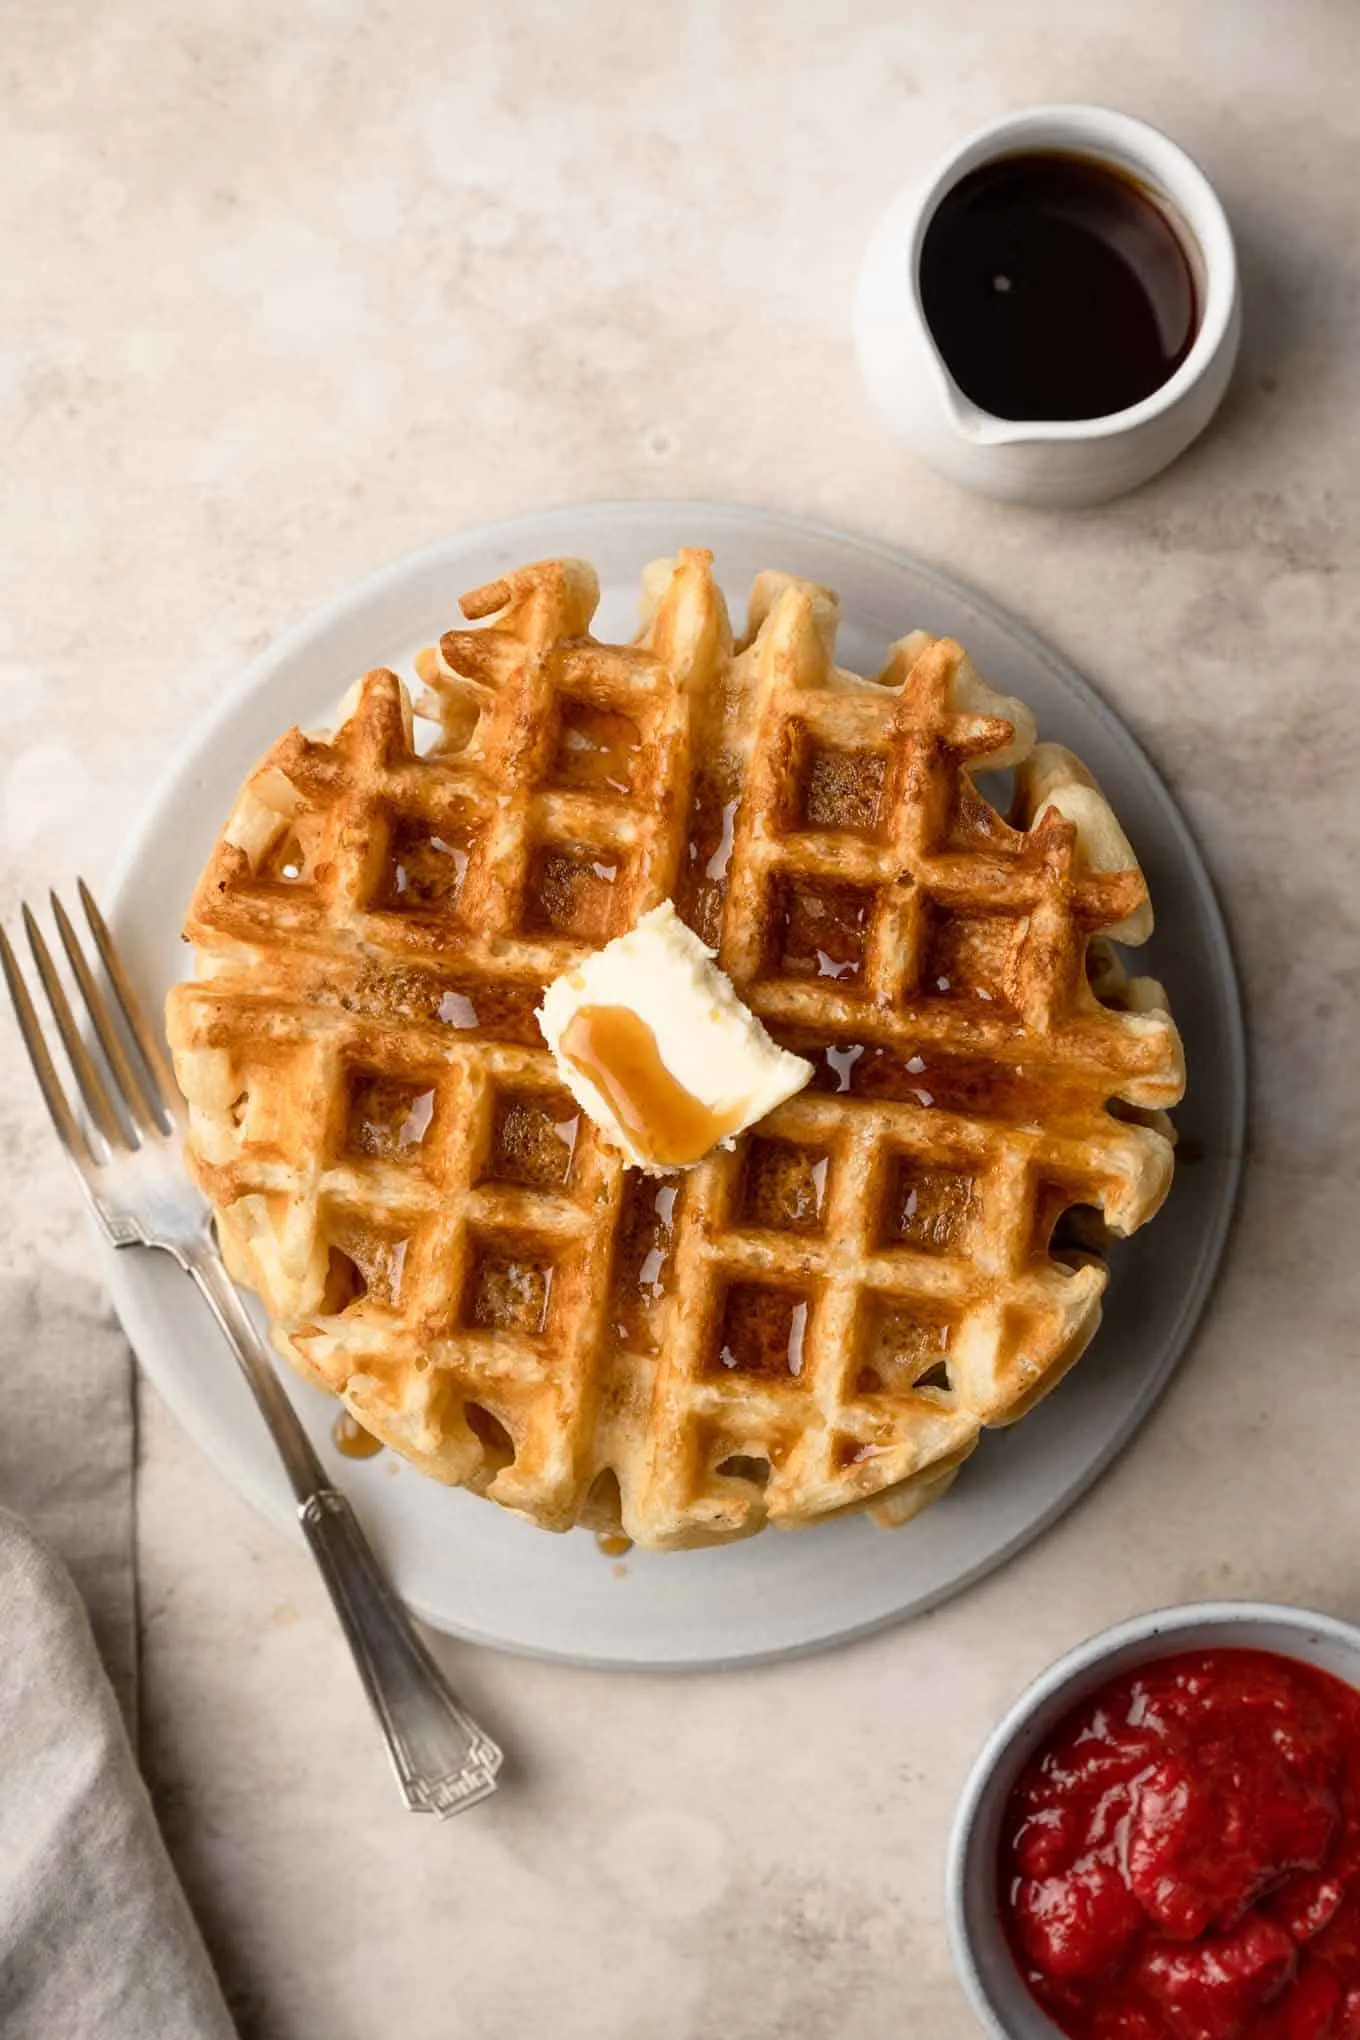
[536,902,813,1173]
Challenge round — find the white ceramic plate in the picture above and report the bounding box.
[101,502,1243,1668]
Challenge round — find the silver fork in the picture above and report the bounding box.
[1,882,503,1818]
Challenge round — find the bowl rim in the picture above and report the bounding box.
[945,1598,1360,2040]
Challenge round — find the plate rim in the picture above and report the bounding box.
[100,497,1246,1669]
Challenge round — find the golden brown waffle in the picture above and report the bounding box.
[167,551,1184,1549]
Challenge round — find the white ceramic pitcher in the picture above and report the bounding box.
[854,104,1241,508]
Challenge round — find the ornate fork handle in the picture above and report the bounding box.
[2,885,503,1815]
[187,1245,502,1814]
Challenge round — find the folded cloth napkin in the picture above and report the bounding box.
[0,1268,137,1724]
[0,1508,237,2039]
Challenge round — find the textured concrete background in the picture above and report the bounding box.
[1,2,1357,2034]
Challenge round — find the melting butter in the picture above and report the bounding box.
[560,1005,746,1169]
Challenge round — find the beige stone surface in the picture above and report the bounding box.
[1,0,1357,2033]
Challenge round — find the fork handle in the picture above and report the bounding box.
[185,1245,503,1815]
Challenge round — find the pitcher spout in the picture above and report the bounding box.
[939,378,1026,448]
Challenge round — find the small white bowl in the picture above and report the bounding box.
[946,1600,1360,2040]
[854,104,1242,507]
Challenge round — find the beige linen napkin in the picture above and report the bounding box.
[0,1268,137,1723]
[0,1269,236,2037]
[0,1510,236,2038]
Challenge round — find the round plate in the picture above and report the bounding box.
[102,502,1243,1668]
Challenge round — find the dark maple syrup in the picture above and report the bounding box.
[919,151,1198,421]
[716,1285,810,1378]
[332,1409,384,1459]
[610,1175,679,1350]
[554,702,641,794]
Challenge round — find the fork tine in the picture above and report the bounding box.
[0,923,100,1173]
[22,905,130,1150]
[51,892,164,1137]
[76,880,180,1128]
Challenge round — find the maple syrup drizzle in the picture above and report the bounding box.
[717,1285,810,1378]
[794,1039,1075,1121]
[529,848,620,939]
[558,1006,744,1168]
[822,1043,864,1092]
[595,1530,633,1558]
[777,880,870,983]
[383,823,471,911]
[740,1140,829,1231]
[556,703,641,794]
[706,798,738,881]
[679,769,740,946]
[348,1078,435,1157]
[612,1178,680,1348]
[332,1409,384,1459]
[635,1194,674,1291]
[435,981,543,1039]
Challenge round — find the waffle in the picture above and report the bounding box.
[167,550,1184,1549]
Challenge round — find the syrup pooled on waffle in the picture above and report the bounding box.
[167,552,1184,1549]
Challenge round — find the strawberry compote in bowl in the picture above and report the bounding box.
[947,1604,1360,2040]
